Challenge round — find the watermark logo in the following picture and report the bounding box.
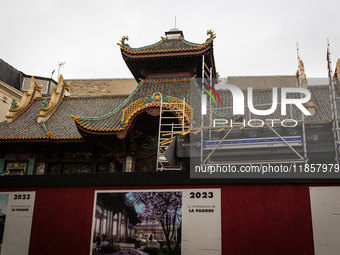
[201,84,312,116]
[198,82,223,107]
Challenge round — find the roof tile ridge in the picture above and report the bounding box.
[182,30,216,47]
[0,136,49,141]
[144,78,191,83]
[71,79,145,122]
[64,94,129,100]
[5,76,43,123]
[182,37,205,47]
[128,39,163,50]
[309,85,328,90]
[75,93,192,134]
[73,78,193,133]
[37,74,70,123]
[49,136,82,140]
[74,120,126,133]
[39,120,54,139]
[121,43,212,55]
[117,34,163,51]
[0,133,83,141]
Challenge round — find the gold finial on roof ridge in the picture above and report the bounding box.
[334,58,340,78]
[207,29,215,39]
[118,36,129,47]
[37,74,70,123]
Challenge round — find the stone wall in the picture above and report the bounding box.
[67,79,138,96]
[227,76,297,89]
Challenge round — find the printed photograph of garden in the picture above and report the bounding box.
[92,191,182,255]
[0,194,8,255]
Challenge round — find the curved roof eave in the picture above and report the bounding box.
[121,44,214,60]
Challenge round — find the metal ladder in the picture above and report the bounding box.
[156,97,188,171]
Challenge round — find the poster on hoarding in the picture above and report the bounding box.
[310,187,340,255]
[90,189,221,255]
[0,192,35,255]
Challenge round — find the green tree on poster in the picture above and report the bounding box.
[130,192,182,255]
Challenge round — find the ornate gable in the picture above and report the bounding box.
[5,76,43,123]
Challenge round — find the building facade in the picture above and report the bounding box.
[0,28,339,254]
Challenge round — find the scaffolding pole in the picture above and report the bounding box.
[296,43,308,164]
[327,38,340,164]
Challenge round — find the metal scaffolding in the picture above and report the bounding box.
[198,49,309,168]
[327,39,340,164]
[156,97,189,171]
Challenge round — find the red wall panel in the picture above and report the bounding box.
[220,185,314,255]
[0,184,315,255]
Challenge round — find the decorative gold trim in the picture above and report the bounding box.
[120,38,215,55]
[6,76,43,123]
[143,78,190,83]
[0,135,82,140]
[8,77,42,113]
[74,96,191,133]
[334,58,340,78]
[64,94,128,100]
[37,74,70,123]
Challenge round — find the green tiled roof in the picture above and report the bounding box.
[0,100,46,139]
[47,95,128,138]
[119,36,215,55]
[0,95,128,140]
[0,77,337,141]
[74,79,192,132]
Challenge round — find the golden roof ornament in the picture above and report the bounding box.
[334,58,340,78]
[300,60,306,79]
[207,29,215,39]
[117,36,129,47]
[296,60,316,116]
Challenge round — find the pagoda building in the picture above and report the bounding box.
[0,28,216,175]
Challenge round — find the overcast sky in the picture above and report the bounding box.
[1,0,340,80]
